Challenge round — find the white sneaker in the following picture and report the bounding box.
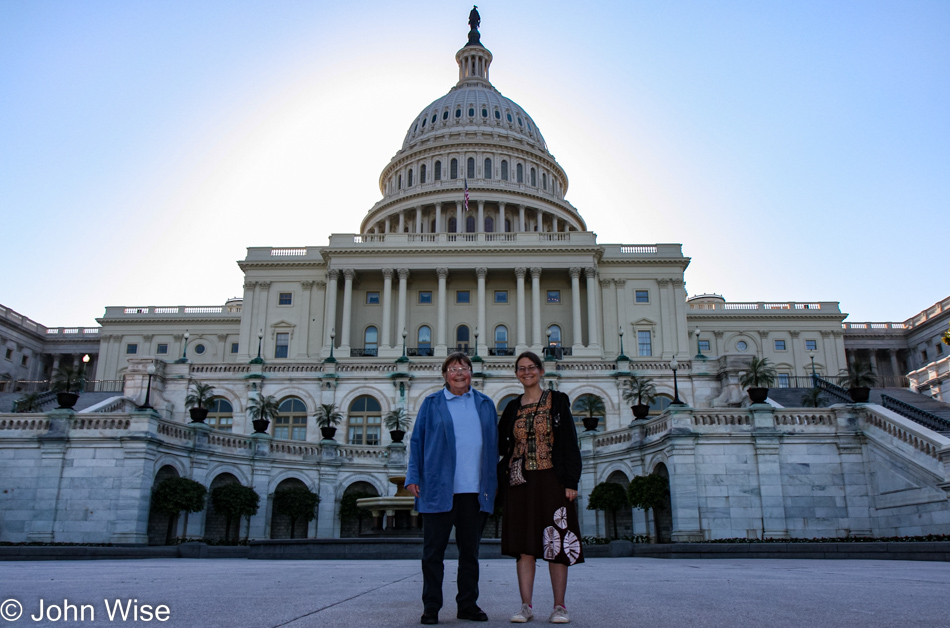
[511,603,533,623]
[549,605,570,624]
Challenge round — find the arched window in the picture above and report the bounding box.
[649,395,673,415]
[434,160,442,181]
[417,326,432,356]
[505,219,511,232]
[572,394,606,433]
[484,158,492,179]
[398,174,402,189]
[485,216,494,232]
[542,172,547,190]
[363,326,378,356]
[420,164,427,184]
[430,219,436,232]
[207,398,233,432]
[501,160,508,181]
[516,163,524,183]
[456,325,470,352]
[548,325,562,346]
[497,394,519,415]
[276,397,307,441]
[467,157,475,179]
[466,216,475,233]
[450,158,458,179]
[448,217,457,233]
[407,169,413,187]
[494,325,508,354]
[530,168,537,187]
[455,108,461,118]
[347,396,381,445]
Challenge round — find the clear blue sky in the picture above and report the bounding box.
[2,0,947,328]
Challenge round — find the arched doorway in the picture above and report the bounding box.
[146,465,180,545]
[606,470,633,538]
[270,477,312,540]
[652,463,673,543]
[203,473,240,542]
[339,481,379,537]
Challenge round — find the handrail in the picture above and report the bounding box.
[816,377,851,403]
[880,394,950,433]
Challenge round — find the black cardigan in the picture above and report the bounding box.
[497,390,582,491]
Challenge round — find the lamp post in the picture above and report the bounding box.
[808,351,818,388]
[249,329,265,364]
[139,364,156,410]
[694,327,706,359]
[545,329,556,362]
[670,356,685,405]
[81,354,90,390]
[325,329,337,363]
[175,331,190,363]
[617,326,628,361]
[471,327,482,362]
[397,328,409,363]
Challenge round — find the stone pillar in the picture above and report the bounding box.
[111,431,160,544]
[889,350,900,381]
[381,269,393,349]
[615,279,627,339]
[518,204,526,232]
[570,267,583,352]
[397,211,405,233]
[531,267,543,348]
[585,267,600,349]
[666,427,704,542]
[415,206,422,234]
[477,200,485,233]
[436,268,448,356]
[837,440,872,537]
[257,281,271,342]
[658,278,673,358]
[537,208,544,232]
[28,419,69,542]
[789,330,802,377]
[324,270,339,356]
[752,405,790,539]
[516,267,527,351]
[477,267,488,355]
[435,202,442,233]
[297,282,315,358]
[869,350,879,376]
[384,216,391,234]
[498,202,505,233]
[456,201,463,233]
[396,269,409,344]
[339,269,355,352]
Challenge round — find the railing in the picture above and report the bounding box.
[6,379,124,394]
[105,305,240,317]
[841,322,907,331]
[881,395,950,434]
[489,347,515,356]
[350,348,379,357]
[689,301,832,311]
[816,377,852,403]
[407,347,435,357]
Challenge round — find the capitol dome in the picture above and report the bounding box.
[361,20,584,235]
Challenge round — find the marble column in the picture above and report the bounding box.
[531,267,543,348]
[435,202,442,233]
[436,268,448,355]
[238,281,256,359]
[297,281,315,358]
[415,206,422,234]
[537,209,544,232]
[498,202,505,233]
[396,269,409,345]
[477,267,487,355]
[658,278,673,358]
[397,211,405,233]
[381,269,393,349]
[518,205,526,232]
[477,200,485,233]
[339,270,355,352]
[889,350,900,381]
[615,279,627,337]
[585,267,600,348]
[516,267,527,350]
[257,281,271,342]
[323,270,339,352]
[456,201,463,233]
[570,267,583,351]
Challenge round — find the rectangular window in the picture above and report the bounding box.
[4,348,12,361]
[805,339,818,351]
[230,342,239,354]
[419,291,432,304]
[156,343,168,355]
[278,292,293,306]
[921,349,928,362]
[774,339,786,351]
[638,330,652,357]
[635,290,649,303]
[778,373,790,388]
[366,292,380,305]
[456,290,470,304]
[547,290,561,304]
[275,333,289,359]
[126,344,138,355]
[698,339,710,353]
[291,416,307,441]
[20,355,29,367]
[494,290,508,304]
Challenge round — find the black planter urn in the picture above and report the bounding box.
[747,387,769,404]
[848,387,871,403]
[252,419,271,434]
[56,392,79,409]
[582,416,600,432]
[189,407,209,423]
[632,404,650,420]
[320,426,338,440]
[389,429,406,443]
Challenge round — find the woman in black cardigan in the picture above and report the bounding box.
[498,351,583,624]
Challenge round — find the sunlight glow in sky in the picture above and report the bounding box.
[2,0,948,327]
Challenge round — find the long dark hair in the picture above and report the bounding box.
[514,351,544,373]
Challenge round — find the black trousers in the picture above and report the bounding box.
[421,493,488,612]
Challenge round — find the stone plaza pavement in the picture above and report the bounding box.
[1,558,948,627]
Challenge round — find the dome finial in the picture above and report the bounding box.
[467,5,482,47]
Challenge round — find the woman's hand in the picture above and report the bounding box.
[565,488,577,501]
[407,483,420,498]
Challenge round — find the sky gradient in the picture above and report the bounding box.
[2,0,948,328]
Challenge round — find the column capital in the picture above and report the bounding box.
[217,334,228,342]
[382,268,394,280]
[530,267,542,278]
[434,201,442,209]
[342,269,356,281]
[397,268,410,280]
[584,267,597,278]
[477,200,485,209]
[614,279,626,288]
[498,201,506,209]
[476,267,488,278]
[142,334,152,342]
[759,330,770,339]
[327,269,340,281]
[790,330,800,338]
[437,267,449,279]
[515,267,527,279]
[658,278,670,286]
[301,281,317,290]
[672,278,684,287]
[714,330,724,338]
[258,281,271,289]
[518,204,526,210]
[569,267,581,279]
[599,279,611,288]
[244,281,257,290]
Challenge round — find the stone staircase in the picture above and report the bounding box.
[0,391,123,413]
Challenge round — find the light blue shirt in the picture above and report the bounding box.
[443,386,483,494]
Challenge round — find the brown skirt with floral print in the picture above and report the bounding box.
[501,468,585,565]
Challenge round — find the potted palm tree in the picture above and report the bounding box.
[739,356,777,404]
[52,364,85,409]
[575,394,606,431]
[800,388,826,408]
[384,407,412,443]
[623,375,657,420]
[14,392,44,413]
[315,403,344,440]
[184,381,216,423]
[247,394,279,434]
[840,361,877,403]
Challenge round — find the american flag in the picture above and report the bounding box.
[463,178,469,213]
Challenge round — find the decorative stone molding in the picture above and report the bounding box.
[530,267,542,278]
[343,269,356,281]
[658,278,670,286]
[569,267,581,279]
[515,267,527,279]
[382,268,394,280]
[243,281,257,290]
[759,330,770,339]
[614,279,626,288]
[584,267,597,279]
[397,268,410,280]
[301,281,317,290]
[437,267,449,279]
[327,269,340,281]
[258,281,271,289]
[476,267,488,278]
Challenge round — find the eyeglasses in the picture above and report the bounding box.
[447,367,471,374]
[516,365,540,373]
